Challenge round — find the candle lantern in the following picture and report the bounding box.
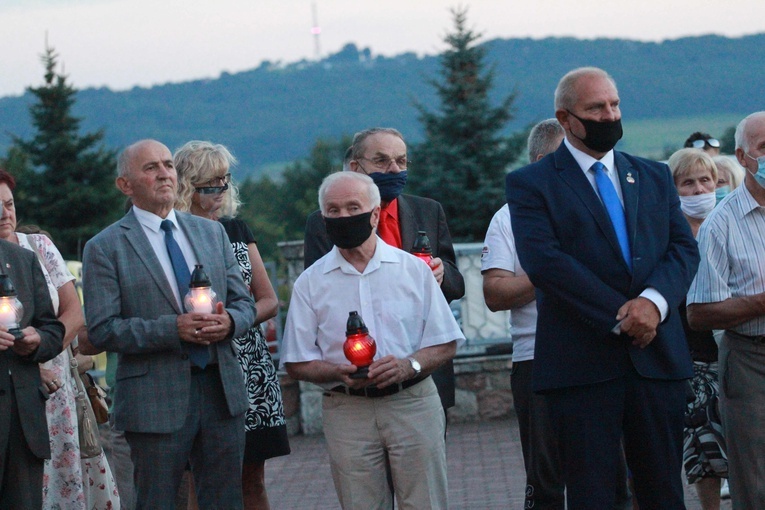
[343,311,377,379]
[184,265,218,314]
[0,272,25,341]
[411,230,433,264]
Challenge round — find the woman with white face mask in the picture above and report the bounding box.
[668,148,728,510]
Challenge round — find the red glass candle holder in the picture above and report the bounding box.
[343,311,376,379]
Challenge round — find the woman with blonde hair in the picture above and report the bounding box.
[174,141,289,510]
[668,148,727,510]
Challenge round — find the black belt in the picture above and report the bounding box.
[726,330,765,345]
[330,375,428,398]
[190,364,218,375]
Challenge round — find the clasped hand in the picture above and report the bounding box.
[336,355,414,390]
[616,297,661,348]
[177,301,231,345]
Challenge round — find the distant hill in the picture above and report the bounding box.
[0,34,759,178]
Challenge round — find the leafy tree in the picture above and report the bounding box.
[720,125,736,155]
[237,136,351,261]
[7,45,122,259]
[410,7,524,241]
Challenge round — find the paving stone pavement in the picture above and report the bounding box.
[263,417,732,509]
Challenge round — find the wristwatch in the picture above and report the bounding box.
[407,357,422,377]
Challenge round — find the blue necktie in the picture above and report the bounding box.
[592,162,632,270]
[160,219,209,368]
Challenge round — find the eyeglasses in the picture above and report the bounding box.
[194,173,231,195]
[691,139,720,149]
[198,173,231,187]
[195,183,229,195]
[357,155,409,171]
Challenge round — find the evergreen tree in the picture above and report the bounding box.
[410,7,524,241]
[8,45,122,259]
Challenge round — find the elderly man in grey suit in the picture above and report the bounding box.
[83,139,255,509]
[0,238,64,509]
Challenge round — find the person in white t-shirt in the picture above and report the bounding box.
[482,119,566,509]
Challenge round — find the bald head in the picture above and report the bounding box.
[116,139,177,217]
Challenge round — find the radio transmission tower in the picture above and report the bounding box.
[311,2,322,60]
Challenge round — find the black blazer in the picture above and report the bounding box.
[303,194,465,408]
[0,239,64,459]
[506,145,699,392]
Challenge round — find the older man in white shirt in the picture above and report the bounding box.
[282,171,463,510]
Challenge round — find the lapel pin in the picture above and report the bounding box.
[626,172,635,184]
[4,263,9,269]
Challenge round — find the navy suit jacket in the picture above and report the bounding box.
[506,144,698,392]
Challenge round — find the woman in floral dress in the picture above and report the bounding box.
[0,169,119,509]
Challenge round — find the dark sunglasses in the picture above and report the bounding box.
[195,183,229,195]
[691,138,720,149]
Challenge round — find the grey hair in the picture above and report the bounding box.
[667,148,718,185]
[554,67,617,111]
[713,155,745,190]
[527,119,564,162]
[735,111,765,153]
[350,128,405,161]
[173,141,241,217]
[318,171,381,215]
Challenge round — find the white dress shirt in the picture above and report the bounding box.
[281,240,464,383]
[132,206,199,310]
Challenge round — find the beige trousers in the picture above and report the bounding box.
[322,377,447,510]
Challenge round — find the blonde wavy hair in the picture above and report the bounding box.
[173,141,241,217]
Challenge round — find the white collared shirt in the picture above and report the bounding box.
[564,138,623,205]
[132,206,199,309]
[280,240,464,375]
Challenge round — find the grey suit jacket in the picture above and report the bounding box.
[0,239,64,459]
[82,210,255,433]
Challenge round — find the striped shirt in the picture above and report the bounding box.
[687,183,765,335]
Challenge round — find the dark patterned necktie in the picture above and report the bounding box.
[160,219,209,368]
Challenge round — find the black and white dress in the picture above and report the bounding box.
[221,217,290,462]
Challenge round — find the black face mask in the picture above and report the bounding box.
[324,211,374,249]
[369,171,407,202]
[567,110,623,153]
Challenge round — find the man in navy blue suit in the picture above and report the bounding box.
[506,67,699,509]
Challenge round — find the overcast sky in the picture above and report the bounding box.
[2,0,763,98]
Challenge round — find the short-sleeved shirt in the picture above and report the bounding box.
[687,183,765,335]
[281,240,464,387]
[480,205,536,362]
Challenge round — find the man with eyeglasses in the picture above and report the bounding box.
[684,132,721,156]
[304,127,465,416]
[687,111,765,508]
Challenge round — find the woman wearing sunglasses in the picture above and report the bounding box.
[174,141,290,510]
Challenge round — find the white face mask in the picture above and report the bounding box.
[679,192,716,219]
